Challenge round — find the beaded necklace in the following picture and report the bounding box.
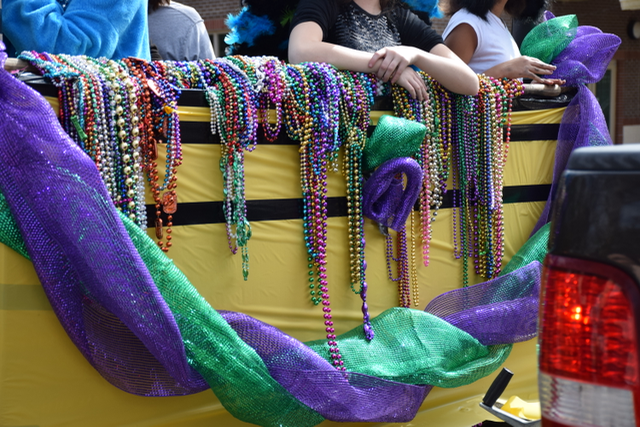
[123,58,182,252]
[19,52,150,229]
[387,80,439,307]
[450,76,523,286]
[283,63,348,369]
[338,70,376,339]
[200,58,257,279]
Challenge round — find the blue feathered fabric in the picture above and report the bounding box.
[225,7,277,47]
[1,0,150,60]
[403,0,443,18]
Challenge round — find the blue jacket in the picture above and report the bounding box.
[2,0,150,60]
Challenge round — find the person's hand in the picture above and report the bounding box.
[503,56,566,85]
[368,46,419,84]
[394,67,428,101]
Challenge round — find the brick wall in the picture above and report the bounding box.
[552,0,640,143]
[180,0,242,32]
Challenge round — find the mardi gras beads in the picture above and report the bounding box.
[200,58,256,278]
[338,70,376,339]
[284,63,348,369]
[123,58,182,252]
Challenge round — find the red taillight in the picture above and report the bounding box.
[540,257,638,387]
[539,255,640,427]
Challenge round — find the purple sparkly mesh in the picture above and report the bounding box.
[0,41,206,396]
[0,40,554,424]
[530,15,621,234]
[362,157,423,231]
[220,310,431,422]
[425,262,542,346]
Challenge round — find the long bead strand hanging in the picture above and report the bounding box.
[200,58,257,279]
[387,80,434,307]
[338,70,376,340]
[284,63,346,370]
[123,57,182,252]
[18,52,150,229]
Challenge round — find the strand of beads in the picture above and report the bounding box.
[284,63,346,370]
[450,76,522,286]
[474,75,497,280]
[452,93,478,286]
[105,59,145,225]
[200,58,257,278]
[489,78,524,277]
[19,52,149,227]
[124,58,182,252]
[388,81,435,307]
[229,56,286,142]
[338,70,376,340]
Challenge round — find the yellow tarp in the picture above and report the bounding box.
[0,105,561,427]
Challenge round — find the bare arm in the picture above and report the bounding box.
[445,22,565,86]
[289,21,479,97]
[443,23,477,65]
[288,21,377,72]
[368,44,479,95]
[483,56,566,85]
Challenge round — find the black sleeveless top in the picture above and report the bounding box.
[291,0,443,53]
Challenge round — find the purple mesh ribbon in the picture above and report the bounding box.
[362,157,423,231]
[531,12,621,234]
[220,310,432,422]
[425,262,542,346]
[1,40,545,423]
[0,40,206,396]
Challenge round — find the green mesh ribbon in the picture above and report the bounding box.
[0,192,29,259]
[502,222,550,275]
[0,187,550,424]
[120,212,324,426]
[307,223,551,388]
[362,114,427,172]
[306,307,513,388]
[520,15,579,64]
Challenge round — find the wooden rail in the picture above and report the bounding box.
[4,58,33,72]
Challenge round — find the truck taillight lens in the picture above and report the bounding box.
[539,255,640,427]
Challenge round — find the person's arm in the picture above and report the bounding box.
[2,0,147,59]
[445,22,564,85]
[368,44,480,95]
[443,22,477,64]
[482,56,565,85]
[288,21,378,73]
[289,22,479,97]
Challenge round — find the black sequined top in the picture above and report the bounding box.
[291,0,443,53]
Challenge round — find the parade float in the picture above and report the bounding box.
[0,11,620,427]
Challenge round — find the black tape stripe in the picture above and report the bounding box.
[178,122,560,145]
[145,185,551,227]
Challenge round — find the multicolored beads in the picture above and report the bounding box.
[19,51,522,369]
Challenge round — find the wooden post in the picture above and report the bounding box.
[3,58,35,72]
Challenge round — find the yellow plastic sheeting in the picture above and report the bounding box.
[0,105,563,427]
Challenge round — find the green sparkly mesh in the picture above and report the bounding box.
[0,192,29,259]
[306,307,513,388]
[502,222,550,275]
[520,15,579,64]
[0,187,549,424]
[362,114,427,172]
[307,224,551,388]
[122,212,325,426]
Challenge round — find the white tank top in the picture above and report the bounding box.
[442,9,521,74]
